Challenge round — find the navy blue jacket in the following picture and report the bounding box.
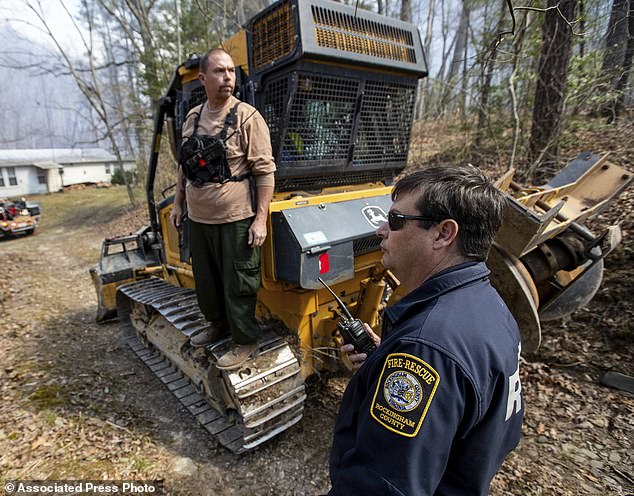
[329,262,523,495]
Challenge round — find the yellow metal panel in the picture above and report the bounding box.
[269,184,393,212]
[160,204,181,265]
[178,65,199,83]
[101,281,120,313]
[257,287,318,378]
[158,203,196,288]
[222,30,249,74]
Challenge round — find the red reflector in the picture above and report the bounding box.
[318,252,330,274]
[198,159,206,167]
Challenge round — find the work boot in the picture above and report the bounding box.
[216,342,258,370]
[190,321,229,347]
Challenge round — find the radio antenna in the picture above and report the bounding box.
[318,277,353,320]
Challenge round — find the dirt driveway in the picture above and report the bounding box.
[1,187,632,495]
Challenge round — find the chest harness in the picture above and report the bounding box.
[179,102,251,187]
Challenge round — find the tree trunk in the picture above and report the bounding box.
[611,0,634,118]
[237,0,246,27]
[527,0,578,183]
[417,0,436,118]
[508,9,531,170]
[439,0,469,115]
[400,0,412,22]
[474,3,506,151]
[600,0,631,119]
[615,0,634,94]
[460,15,469,123]
[602,0,630,88]
[578,0,585,57]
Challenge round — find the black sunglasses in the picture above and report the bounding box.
[388,211,439,231]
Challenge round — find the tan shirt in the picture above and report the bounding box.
[182,95,276,224]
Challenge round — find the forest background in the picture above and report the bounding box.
[0,0,632,192]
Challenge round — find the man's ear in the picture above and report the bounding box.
[433,219,459,248]
[198,72,205,85]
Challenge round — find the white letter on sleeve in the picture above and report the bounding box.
[505,343,522,421]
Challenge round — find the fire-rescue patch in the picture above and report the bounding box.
[370,353,440,437]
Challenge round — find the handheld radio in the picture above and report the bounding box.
[318,277,377,356]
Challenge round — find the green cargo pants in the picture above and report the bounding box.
[189,218,262,344]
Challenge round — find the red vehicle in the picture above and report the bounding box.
[0,199,40,238]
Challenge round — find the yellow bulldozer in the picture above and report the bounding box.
[90,0,631,453]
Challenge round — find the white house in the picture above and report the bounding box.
[0,148,136,197]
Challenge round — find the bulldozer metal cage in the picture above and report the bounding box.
[247,0,427,192]
[259,65,420,191]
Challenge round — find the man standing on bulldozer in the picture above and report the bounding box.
[329,165,524,495]
[170,48,276,370]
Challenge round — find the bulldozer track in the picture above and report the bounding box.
[118,277,306,454]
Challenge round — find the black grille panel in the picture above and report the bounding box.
[311,5,417,63]
[262,77,289,152]
[276,171,393,192]
[353,235,382,255]
[259,66,415,188]
[176,86,206,142]
[354,80,417,166]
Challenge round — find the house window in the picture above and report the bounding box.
[105,163,111,174]
[7,167,17,186]
[0,171,5,187]
[37,169,47,184]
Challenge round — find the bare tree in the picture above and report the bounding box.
[438,0,470,115]
[473,2,507,152]
[613,0,634,110]
[507,7,533,170]
[416,0,436,119]
[0,22,101,148]
[95,0,165,100]
[98,8,148,176]
[527,0,579,182]
[601,0,633,120]
[400,0,412,22]
[23,0,137,204]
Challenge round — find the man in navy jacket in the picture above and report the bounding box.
[329,165,523,495]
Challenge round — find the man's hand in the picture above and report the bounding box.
[248,217,267,247]
[170,203,183,231]
[341,323,381,370]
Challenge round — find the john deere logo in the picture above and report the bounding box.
[362,206,387,229]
